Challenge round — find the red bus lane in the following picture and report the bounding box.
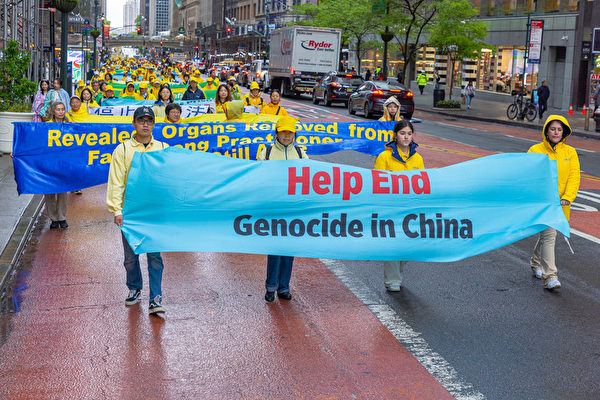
[0,185,454,399]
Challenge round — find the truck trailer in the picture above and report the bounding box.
[268,26,342,97]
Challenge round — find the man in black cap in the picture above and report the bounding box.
[107,106,170,315]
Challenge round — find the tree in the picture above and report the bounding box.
[135,14,142,28]
[427,0,488,99]
[0,40,37,112]
[383,0,440,84]
[292,0,381,71]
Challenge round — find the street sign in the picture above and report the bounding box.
[591,74,600,80]
[528,20,544,64]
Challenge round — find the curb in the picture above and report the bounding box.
[417,108,600,140]
[0,194,44,293]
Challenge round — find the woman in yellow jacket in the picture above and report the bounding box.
[373,120,425,291]
[379,96,402,121]
[242,81,265,109]
[527,115,580,290]
[260,89,288,116]
[120,82,137,98]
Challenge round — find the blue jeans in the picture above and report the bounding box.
[467,94,473,107]
[266,255,294,293]
[121,232,164,300]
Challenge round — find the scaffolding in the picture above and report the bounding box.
[0,0,51,83]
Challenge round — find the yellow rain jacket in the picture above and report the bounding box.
[224,101,247,123]
[379,96,403,121]
[528,115,580,220]
[243,93,265,108]
[257,138,308,161]
[260,102,288,116]
[374,141,424,171]
[107,135,169,216]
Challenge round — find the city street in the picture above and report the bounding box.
[1,93,599,399]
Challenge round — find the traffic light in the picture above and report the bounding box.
[160,41,163,46]
[226,27,232,34]
[195,45,199,50]
[137,27,141,35]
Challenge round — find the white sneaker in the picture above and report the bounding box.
[387,284,401,292]
[545,280,561,290]
[533,269,542,279]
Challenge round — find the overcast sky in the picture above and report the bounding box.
[107,0,124,30]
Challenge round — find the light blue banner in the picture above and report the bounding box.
[122,148,569,261]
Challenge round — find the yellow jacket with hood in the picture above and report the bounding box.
[106,135,169,216]
[374,140,424,171]
[528,115,580,221]
[257,138,308,160]
[379,96,403,121]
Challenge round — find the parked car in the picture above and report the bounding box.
[312,71,364,106]
[348,81,414,119]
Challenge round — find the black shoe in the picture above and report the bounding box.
[264,291,275,302]
[59,220,68,229]
[148,295,165,314]
[125,289,141,306]
[278,292,292,300]
[50,221,59,229]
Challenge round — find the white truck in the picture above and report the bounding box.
[268,26,342,97]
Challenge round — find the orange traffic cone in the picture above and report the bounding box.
[568,104,574,115]
[582,104,587,115]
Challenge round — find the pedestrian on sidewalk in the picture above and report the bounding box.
[593,85,600,133]
[527,115,580,290]
[40,78,70,120]
[107,106,170,315]
[257,116,308,302]
[433,68,441,90]
[32,80,49,122]
[373,120,425,291]
[416,71,427,95]
[365,69,372,81]
[537,80,550,121]
[465,81,475,109]
[44,101,70,229]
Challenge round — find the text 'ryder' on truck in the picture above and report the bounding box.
[267,26,342,98]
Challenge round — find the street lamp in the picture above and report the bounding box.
[54,0,79,94]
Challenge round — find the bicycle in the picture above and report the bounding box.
[506,90,537,121]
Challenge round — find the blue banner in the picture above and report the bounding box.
[121,148,569,260]
[12,121,394,194]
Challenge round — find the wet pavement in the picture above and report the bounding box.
[0,185,454,399]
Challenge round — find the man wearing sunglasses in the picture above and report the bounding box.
[107,106,170,315]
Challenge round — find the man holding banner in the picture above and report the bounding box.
[107,106,170,314]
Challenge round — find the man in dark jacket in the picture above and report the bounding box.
[537,80,550,121]
[181,78,206,101]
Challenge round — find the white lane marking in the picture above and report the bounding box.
[282,99,364,121]
[319,258,486,400]
[578,190,600,201]
[571,229,600,244]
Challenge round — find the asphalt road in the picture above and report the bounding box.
[1,93,598,399]
[282,93,600,400]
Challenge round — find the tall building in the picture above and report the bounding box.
[123,0,138,33]
[149,0,171,35]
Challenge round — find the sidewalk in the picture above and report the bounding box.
[411,85,600,140]
[0,154,43,294]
